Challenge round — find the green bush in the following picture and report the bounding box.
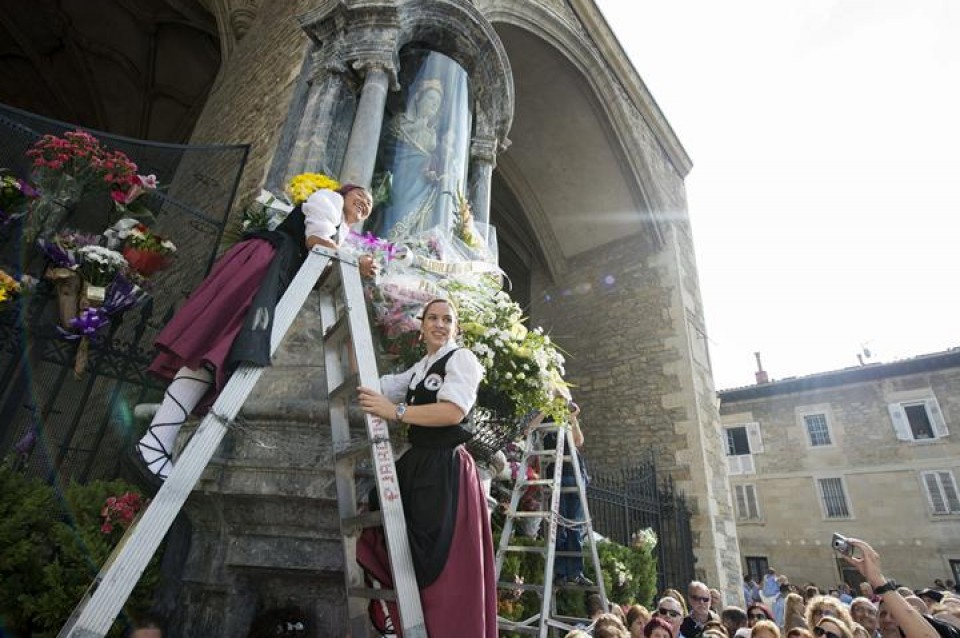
[0,463,161,637]
[494,522,659,627]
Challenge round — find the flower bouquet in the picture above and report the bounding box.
[0,269,22,309]
[23,130,157,244]
[76,245,128,305]
[121,223,176,276]
[99,491,149,536]
[36,229,102,328]
[0,169,38,226]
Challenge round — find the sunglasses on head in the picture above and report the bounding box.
[750,613,769,621]
[815,627,842,638]
[658,608,682,618]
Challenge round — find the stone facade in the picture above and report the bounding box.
[1,0,741,632]
[719,349,960,592]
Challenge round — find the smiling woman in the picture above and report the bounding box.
[355,298,497,637]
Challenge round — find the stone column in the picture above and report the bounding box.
[468,134,499,233]
[286,52,350,180]
[339,62,392,187]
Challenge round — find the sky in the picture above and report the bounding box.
[594,0,960,390]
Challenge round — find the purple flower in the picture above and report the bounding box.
[14,427,37,457]
[67,307,111,337]
[102,273,146,314]
[36,237,77,268]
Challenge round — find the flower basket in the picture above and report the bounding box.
[122,246,171,276]
[465,387,528,464]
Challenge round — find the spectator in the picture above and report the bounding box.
[851,597,879,638]
[704,620,730,637]
[762,571,782,607]
[814,616,853,638]
[565,631,591,638]
[918,590,946,611]
[721,607,749,637]
[682,581,720,638]
[805,596,854,632]
[745,576,761,606]
[588,594,607,621]
[841,537,941,638]
[787,630,814,638]
[805,587,822,603]
[839,585,854,605]
[748,603,776,628]
[752,619,782,638]
[712,589,724,612]
[665,588,690,616]
[774,584,791,627]
[594,612,629,638]
[653,596,686,638]
[784,593,808,632]
[852,623,872,638]
[627,605,653,638]
[646,617,678,638]
[129,613,166,638]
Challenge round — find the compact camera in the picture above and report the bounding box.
[831,532,853,556]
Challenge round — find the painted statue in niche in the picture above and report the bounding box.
[371,50,471,241]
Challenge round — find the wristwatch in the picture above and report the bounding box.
[394,402,408,423]
[873,580,898,596]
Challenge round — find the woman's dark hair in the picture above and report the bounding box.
[747,602,775,620]
[337,183,366,196]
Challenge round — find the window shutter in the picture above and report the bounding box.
[746,421,764,453]
[746,484,760,519]
[938,471,960,513]
[735,485,748,518]
[727,456,743,476]
[924,472,947,514]
[926,398,949,438]
[887,403,913,441]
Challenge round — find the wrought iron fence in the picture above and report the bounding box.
[587,450,696,594]
[0,102,249,483]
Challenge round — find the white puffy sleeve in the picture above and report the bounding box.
[380,367,416,403]
[437,348,484,415]
[301,189,343,241]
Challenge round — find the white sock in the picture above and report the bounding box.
[136,366,213,479]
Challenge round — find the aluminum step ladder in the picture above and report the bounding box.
[495,420,607,638]
[58,247,425,638]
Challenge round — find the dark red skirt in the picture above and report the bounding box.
[148,238,276,402]
[357,446,497,637]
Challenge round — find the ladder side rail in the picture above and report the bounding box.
[494,425,540,578]
[318,264,370,637]
[566,424,608,609]
[64,248,336,637]
[538,424,567,638]
[338,261,427,638]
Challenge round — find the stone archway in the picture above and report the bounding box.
[0,0,221,142]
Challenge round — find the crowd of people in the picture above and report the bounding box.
[563,539,960,638]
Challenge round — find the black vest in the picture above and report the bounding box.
[405,349,474,448]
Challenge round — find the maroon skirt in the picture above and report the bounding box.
[148,238,276,404]
[357,446,497,637]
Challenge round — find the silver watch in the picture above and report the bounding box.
[394,402,408,422]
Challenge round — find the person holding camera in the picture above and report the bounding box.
[839,537,951,638]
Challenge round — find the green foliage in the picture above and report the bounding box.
[0,465,161,637]
[0,461,60,635]
[594,539,658,607]
[493,522,659,627]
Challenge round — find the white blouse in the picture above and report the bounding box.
[301,189,343,244]
[379,342,484,416]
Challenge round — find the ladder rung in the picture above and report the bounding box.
[496,623,540,635]
[335,437,371,461]
[323,313,349,346]
[328,372,360,402]
[510,511,551,519]
[503,546,586,558]
[525,450,557,456]
[498,581,545,593]
[342,510,383,535]
[519,479,555,487]
[348,586,397,601]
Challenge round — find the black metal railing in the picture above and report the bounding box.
[0,102,249,483]
[586,450,696,594]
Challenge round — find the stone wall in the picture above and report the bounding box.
[721,357,960,589]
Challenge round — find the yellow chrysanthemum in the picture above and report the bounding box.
[0,288,8,303]
[285,172,341,205]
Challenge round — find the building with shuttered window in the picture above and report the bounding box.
[718,348,960,590]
